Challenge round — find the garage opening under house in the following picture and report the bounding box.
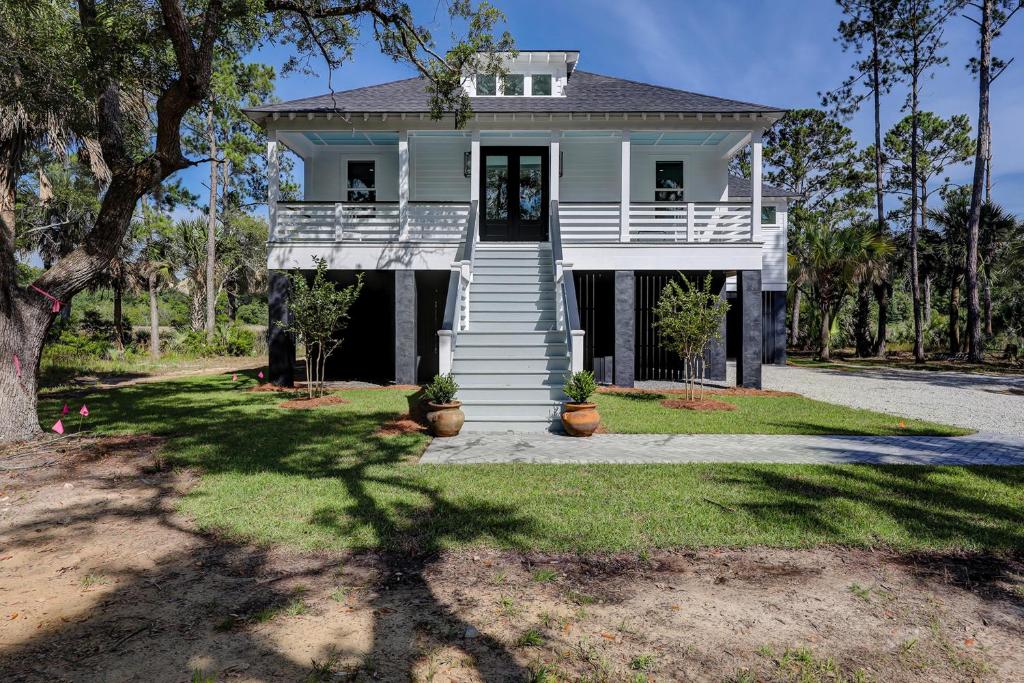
[245,50,792,432]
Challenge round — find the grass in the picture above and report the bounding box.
[39,352,262,394]
[38,372,1024,553]
[594,390,971,436]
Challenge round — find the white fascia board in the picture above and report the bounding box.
[563,243,764,272]
[268,242,459,271]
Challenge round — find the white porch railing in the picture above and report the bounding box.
[273,200,469,242]
[558,202,620,242]
[558,201,754,243]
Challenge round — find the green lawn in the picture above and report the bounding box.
[37,373,1023,554]
[594,390,970,436]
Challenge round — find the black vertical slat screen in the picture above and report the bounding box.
[634,272,688,381]
[573,271,614,373]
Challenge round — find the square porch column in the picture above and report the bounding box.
[394,270,417,385]
[267,133,279,241]
[267,270,294,386]
[750,130,763,243]
[614,270,635,387]
[704,275,727,382]
[619,130,631,242]
[469,130,480,203]
[550,130,560,202]
[736,270,762,389]
[398,130,409,238]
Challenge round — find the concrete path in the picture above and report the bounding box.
[760,363,1024,437]
[420,431,1024,465]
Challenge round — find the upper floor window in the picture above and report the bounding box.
[501,74,524,96]
[655,161,684,202]
[347,160,375,203]
[761,206,778,225]
[476,74,496,96]
[531,74,552,96]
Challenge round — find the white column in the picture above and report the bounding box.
[549,130,560,202]
[398,130,409,239]
[469,130,481,202]
[619,130,631,242]
[267,132,279,242]
[750,129,763,243]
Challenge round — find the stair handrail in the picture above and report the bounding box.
[438,199,478,375]
[549,199,585,373]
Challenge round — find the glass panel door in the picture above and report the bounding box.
[479,147,548,242]
[485,155,509,221]
[519,155,542,221]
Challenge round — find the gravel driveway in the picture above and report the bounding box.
[760,363,1024,437]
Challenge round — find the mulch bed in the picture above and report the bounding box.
[374,413,429,436]
[660,398,737,411]
[278,395,351,410]
[598,386,800,398]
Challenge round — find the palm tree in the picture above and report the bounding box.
[793,221,893,361]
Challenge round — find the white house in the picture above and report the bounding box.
[245,50,792,431]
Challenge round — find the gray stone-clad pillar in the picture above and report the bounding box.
[267,270,294,387]
[394,270,417,385]
[736,270,762,389]
[614,270,635,387]
[771,291,787,365]
[704,275,727,382]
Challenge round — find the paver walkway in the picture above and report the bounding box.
[420,431,1024,465]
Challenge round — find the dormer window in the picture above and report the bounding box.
[531,74,552,96]
[476,74,496,96]
[501,74,524,96]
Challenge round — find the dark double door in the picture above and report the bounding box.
[480,147,549,242]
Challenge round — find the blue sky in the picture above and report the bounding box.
[178,0,1024,217]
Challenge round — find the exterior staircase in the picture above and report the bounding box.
[453,242,568,432]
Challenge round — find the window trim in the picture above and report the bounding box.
[346,159,377,203]
[760,205,779,227]
[653,160,685,202]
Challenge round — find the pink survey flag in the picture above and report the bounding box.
[257,371,264,379]
[52,420,64,435]
[61,404,70,415]
[79,405,89,417]
[13,354,21,377]
[232,373,238,381]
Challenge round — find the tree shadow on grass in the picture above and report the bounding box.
[8,379,538,680]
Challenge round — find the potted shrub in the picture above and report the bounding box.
[423,373,464,437]
[561,370,600,437]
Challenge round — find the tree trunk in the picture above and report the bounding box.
[854,281,873,357]
[226,283,239,322]
[206,109,218,342]
[982,262,993,337]
[908,41,925,363]
[873,282,890,357]
[818,306,831,362]
[870,18,890,361]
[113,281,124,351]
[148,272,160,358]
[190,285,205,332]
[790,288,802,347]
[0,296,53,443]
[923,274,931,327]
[965,0,991,364]
[949,280,960,354]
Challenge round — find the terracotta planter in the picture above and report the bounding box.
[425,401,465,437]
[561,402,600,437]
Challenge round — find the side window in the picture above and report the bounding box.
[347,160,376,203]
[761,206,778,225]
[501,74,524,96]
[654,161,684,202]
[476,74,496,96]
[531,74,552,96]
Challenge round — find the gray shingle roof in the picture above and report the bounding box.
[245,70,784,116]
[728,175,794,199]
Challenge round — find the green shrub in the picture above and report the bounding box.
[563,370,597,403]
[424,373,459,404]
[223,325,257,356]
[236,302,267,325]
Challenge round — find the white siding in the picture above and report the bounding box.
[410,136,470,201]
[760,200,788,290]
[628,148,729,202]
[559,139,619,201]
[304,147,399,201]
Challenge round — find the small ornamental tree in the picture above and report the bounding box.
[653,274,730,401]
[279,257,364,399]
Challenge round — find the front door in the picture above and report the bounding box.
[480,147,549,241]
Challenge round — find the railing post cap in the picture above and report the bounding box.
[438,329,455,338]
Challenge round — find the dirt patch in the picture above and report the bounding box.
[660,398,737,411]
[598,386,801,398]
[2,448,1023,682]
[374,413,428,436]
[246,383,302,393]
[277,395,351,410]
